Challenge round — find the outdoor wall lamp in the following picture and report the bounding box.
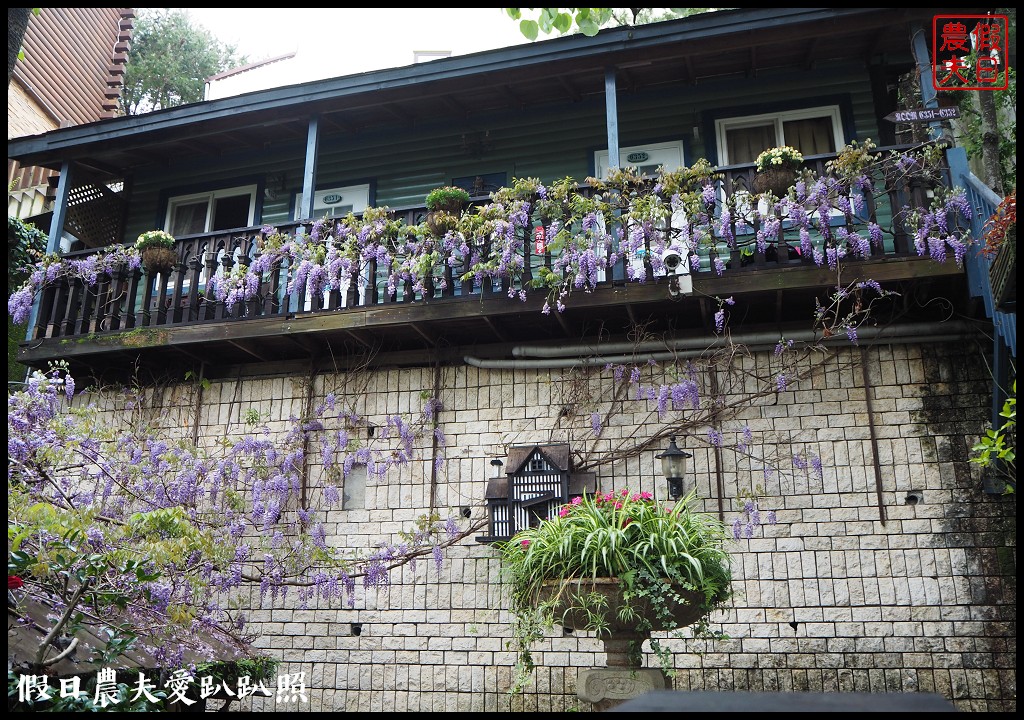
[490,458,504,477]
[656,435,692,500]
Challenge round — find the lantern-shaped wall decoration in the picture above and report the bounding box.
[477,444,595,543]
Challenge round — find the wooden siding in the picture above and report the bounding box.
[8,8,133,202]
[15,8,132,127]
[121,59,884,246]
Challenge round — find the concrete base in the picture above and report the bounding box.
[577,668,670,711]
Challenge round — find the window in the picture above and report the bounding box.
[594,140,685,179]
[293,183,370,221]
[715,106,843,166]
[716,106,849,256]
[452,172,507,197]
[166,184,257,236]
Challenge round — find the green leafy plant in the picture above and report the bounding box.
[134,230,176,251]
[424,186,471,212]
[499,489,732,693]
[972,380,1016,494]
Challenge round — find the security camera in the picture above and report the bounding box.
[663,244,692,297]
[660,244,689,274]
[662,247,683,273]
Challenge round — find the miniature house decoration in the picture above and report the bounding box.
[478,443,595,543]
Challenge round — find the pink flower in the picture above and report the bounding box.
[614,502,623,510]
[558,507,570,517]
[639,491,653,500]
[571,496,582,505]
[520,539,530,548]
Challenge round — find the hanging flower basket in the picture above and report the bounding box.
[424,186,471,215]
[425,210,459,237]
[752,167,797,197]
[141,246,177,275]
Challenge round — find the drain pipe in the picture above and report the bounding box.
[465,322,978,369]
[509,321,976,358]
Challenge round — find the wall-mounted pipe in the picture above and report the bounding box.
[509,321,977,359]
[465,322,979,370]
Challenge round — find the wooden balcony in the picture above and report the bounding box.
[21,148,970,376]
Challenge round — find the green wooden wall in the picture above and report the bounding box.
[123,59,884,244]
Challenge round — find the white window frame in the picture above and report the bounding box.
[293,183,371,221]
[714,105,844,166]
[165,184,258,236]
[716,106,847,239]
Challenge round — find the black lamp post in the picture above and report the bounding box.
[656,435,692,500]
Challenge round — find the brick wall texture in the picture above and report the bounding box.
[92,340,1016,712]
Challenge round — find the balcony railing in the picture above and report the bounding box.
[29,145,951,343]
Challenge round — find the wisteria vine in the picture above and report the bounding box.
[9,142,973,345]
[8,366,480,671]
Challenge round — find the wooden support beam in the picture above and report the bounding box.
[282,333,320,356]
[227,339,272,362]
[557,76,582,102]
[553,310,573,338]
[382,103,415,126]
[482,316,507,343]
[410,322,436,346]
[442,96,468,117]
[698,297,712,332]
[625,302,638,327]
[802,37,819,70]
[342,328,373,350]
[500,85,523,110]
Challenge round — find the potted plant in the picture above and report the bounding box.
[982,189,1015,311]
[752,145,803,197]
[424,186,471,236]
[499,488,732,693]
[135,230,177,275]
[425,185,471,214]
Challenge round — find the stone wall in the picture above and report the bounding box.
[88,340,1015,711]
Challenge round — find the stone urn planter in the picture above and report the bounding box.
[538,577,710,667]
[501,489,732,703]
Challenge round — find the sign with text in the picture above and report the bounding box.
[884,107,960,124]
[933,14,1009,91]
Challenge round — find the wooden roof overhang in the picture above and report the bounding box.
[8,8,949,176]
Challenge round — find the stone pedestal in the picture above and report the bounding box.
[577,668,669,711]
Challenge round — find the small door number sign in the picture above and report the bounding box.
[884,107,960,123]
